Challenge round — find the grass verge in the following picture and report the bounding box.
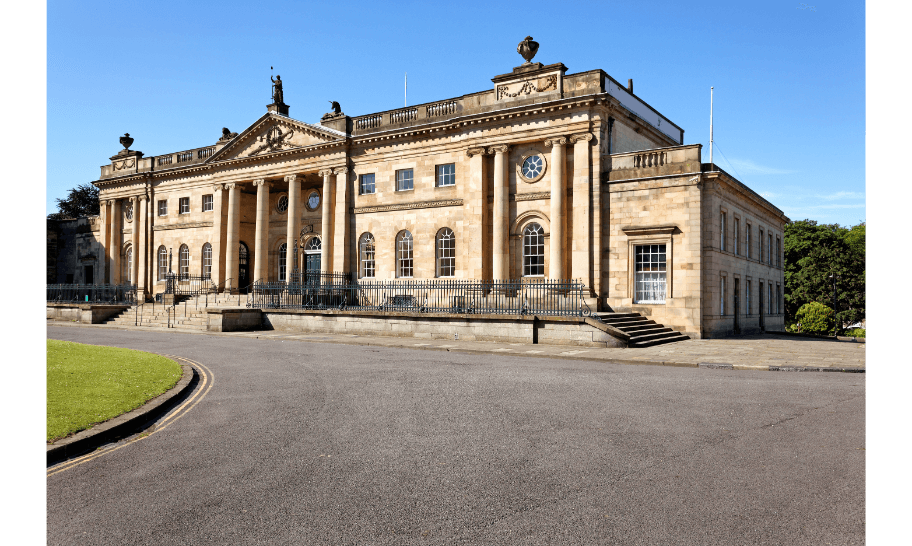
[47,340,182,443]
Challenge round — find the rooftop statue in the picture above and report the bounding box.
[271,74,284,105]
[517,36,539,64]
[329,101,342,115]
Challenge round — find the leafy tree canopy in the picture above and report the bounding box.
[48,184,100,220]
[784,219,865,332]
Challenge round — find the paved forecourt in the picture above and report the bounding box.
[47,325,864,546]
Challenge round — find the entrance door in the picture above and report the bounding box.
[304,236,322,277]
[238,242,250,292]
[84,265,94,285]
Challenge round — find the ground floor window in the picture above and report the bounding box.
[768,283,773,315]
[123,245,132,283]
[202,243,212,278]
[278,243,287,281]
[746,280,752,315]
[396,230,413,278]
[523,223,544,277]
[634,244,666,303]
[436,228,455,277]
[360,233,375,278]
[158,245,168,280]
[179,244,190,276]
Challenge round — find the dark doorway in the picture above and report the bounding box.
[238,242,250,293]
[83,265,94,285]
[305,236,322,274]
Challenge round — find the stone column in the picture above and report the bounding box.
[318,169,335,273]
[489,144,511,281]
[109,199,122,284]
[130,196,140,285]
[544,137,567,279]
[211,184,224,289]
[225,183,240,292]
[466,147,488,279]
[253,179,271,283]
[332,167,350,273]
[285,175,300,282]
[98,199,109,283]
[570,133,593,288]
[137,195,148,298]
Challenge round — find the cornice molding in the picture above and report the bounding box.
[153,221,214,232]
[351,198,463,215]
[620,224,678,237]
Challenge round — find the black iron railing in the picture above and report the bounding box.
[247,277,591,317]
[47,284,136,304]
[165,273,213,296]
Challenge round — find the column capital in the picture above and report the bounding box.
[333,166,349,175]
[252,179,272,188]
[318,169,334,178]
[466,146,487,157]
[544,136,568,147]
[224,182,238,191]
[107,199,117,206]
[569,132,595,144]
[487,144,511,155]
[213,183,224,193]
[284,174,298,183]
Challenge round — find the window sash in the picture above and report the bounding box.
[747,225,752,258]
[158,247,168,280]
[522,224,544,277]
[179,197,190,214]
[360,174,375,194]
[746,280,752,314]
[158,200,167,216]
[278,244,287,281]
[360,235,376,278]
[720,212,726,251]
[437,229,455,277]
[179,246,190,276]
[735,219,740,256]
[397,232,413,277]
[634,244,666,303]
[396,169,414,191]
[202,194,213,212]
[720,276,725,315]
[436,164,455,187]
[202,244,212,277]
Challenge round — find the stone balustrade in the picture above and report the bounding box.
[389,107,417,124]
[426,100,458,118]
[355,114,383,130]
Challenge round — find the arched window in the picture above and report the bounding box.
[278,243,287,281]
[157,245,168,280]
[522,223,544,277]
[123,245,132,283]
[436,228,455,278]
[179,244,190,277]
[396,230,413,278]
[202,243,212,278]
[359,233,376,279]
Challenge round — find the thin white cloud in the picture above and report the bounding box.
[817,191,865,201]
[783,203,866,212]
[726,158,797,176]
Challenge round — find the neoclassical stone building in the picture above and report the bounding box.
[84,39,787,338]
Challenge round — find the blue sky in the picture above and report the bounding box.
[47,0,865,227]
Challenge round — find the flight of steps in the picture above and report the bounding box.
[592,312,690,348]
[104,295,213,330]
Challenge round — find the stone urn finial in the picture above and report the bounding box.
[517,36,539,64]
[119,133,134,150]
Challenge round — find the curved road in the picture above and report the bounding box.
[47,325,865,545]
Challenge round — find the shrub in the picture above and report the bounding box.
[844,328,866,338]
[795,302,835,335]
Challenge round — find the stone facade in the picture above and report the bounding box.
[70,47,787,339]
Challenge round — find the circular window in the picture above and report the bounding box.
[306,190,321,211]
[516,152,547,183]
[276,194,288,214]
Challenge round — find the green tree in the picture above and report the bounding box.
[784,219,865,333]
[795,302,835,335]
[48,183,100,220]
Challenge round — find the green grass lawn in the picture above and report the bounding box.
[47,340,182,443]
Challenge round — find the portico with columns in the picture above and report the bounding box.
[85,38,788,339]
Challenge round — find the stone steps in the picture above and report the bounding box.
[593,312,689,348]
[104,305,209,330]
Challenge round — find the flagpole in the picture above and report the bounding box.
[710,86,714,170]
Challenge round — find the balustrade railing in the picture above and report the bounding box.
[426,100,458,118]
[157,155,173,166]
[47,284,137,304]
[634,151,667,168]
[355,114,383,130]
[247,277,590,317]
[197,147,215,160]
[389,107,417,124]
[176,151,193,163]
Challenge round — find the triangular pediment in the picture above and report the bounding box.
[207,113,346,163]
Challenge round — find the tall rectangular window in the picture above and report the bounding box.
[746,280,752,315]
[634,244,667,304]
[720,276,725,315]
[436,164,455,187]
[158,200,168,216]
[720,212,726,251]
[776,236,781,268]
[179,197,190,214]
[768,283,773,315]
[759,229,765,262]
[359,174,375,195]
[768,234,773,265]
[776,284,781,314]
[396,169,414,191]
[735,219,740,256]
[202,194,213,212]
[747,224,752,259]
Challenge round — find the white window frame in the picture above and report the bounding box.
[157,246,168,280]
[634,244,667,304]
[123,245,132,282]
[179,244,190,276]
[202,243,212,278]
[202,194,214,212]
[436,164,455,187]
[396,169,414,192]
[359,233,376,279]
[396,230,413,278]
[158,200,168,217]
[278,243,287,281]
[179,197,190,214]
[522,223,545,277]
[359,174,376,195]
[436,228,456,277]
